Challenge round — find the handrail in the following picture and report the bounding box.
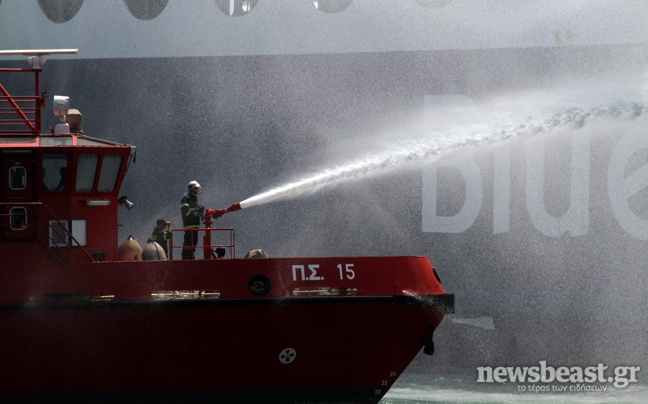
[168,227,235,260]
[0,202,94,263]
[0,66,44,135]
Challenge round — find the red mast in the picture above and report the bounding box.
[0,49,78,135]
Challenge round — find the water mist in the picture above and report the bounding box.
[237,100,646,210]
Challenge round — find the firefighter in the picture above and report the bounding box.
[151,218,172,257]
[181,181,204,260]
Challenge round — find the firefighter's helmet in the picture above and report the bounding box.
[187,181,201,193]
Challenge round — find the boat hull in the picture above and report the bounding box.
[1,294,449,403]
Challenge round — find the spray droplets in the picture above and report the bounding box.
[239,101,647,210]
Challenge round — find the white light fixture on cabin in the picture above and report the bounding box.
[52,95,71,134]
[85,200,111,207]
[53,95,69,122]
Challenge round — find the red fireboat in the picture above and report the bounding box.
[0,50,454,403]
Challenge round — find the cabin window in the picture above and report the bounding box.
[9,166,26,190]
[71,219,87,246]
[97,154,123,192]
[48,219,87,247]
[9,207,27,230]
[76,154,99,191]
[42,154,68,192]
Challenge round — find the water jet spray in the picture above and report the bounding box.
[209,101,647,216]
[211,102,648,218]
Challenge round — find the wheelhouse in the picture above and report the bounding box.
[1,135,135,259]
[0,50,135,262]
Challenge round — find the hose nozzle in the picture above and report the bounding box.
[227,202,242,213]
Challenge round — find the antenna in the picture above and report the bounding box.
[0,49,79,56]
[0,49,78,69]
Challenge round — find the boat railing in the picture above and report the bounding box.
[0,67,44,135]
[0,202,94,263]
[168,227,235,260]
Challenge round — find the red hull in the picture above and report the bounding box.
[3,297,445,401]
[0,256,452,403]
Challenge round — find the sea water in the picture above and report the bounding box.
[381,368,648,404]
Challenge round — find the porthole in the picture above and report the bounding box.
[9,207,27,231]
[9,166,26,190]
[124,0,169,20]
[214,0,259,17]
[37,0,84,24]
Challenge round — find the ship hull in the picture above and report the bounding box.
[0,220,453,402]
[1,294,448,403]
